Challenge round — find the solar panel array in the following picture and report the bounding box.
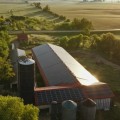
[32,44,99,86]
[48,44,99,86]
[35,88,85,105]
[32,44,76,85]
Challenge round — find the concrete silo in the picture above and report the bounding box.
[62,100,77,120]
[18,56,35,104]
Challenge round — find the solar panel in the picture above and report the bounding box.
[32,44,99,86]
[35,88,85,105]
[49,44,99,86]
[32,44,77,86]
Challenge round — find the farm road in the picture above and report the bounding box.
[8,29,120,35]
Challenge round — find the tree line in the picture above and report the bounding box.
[0,31,14,88]
[55,18,93,31]
[59,33,120,65]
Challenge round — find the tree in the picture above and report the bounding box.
[34,2,41,9]
[0,57,15,84]
[0,96,39,120]
[68,34,83,49]
[0,31,10,43]
[80,18,93,30]
[43,5,50,12]
[22,105,39,120]
[72,18,93,30]
[0,31,10,58]
[55,22,72,30]
[97,33,116,56]
[72,18,81,29]
[9,9,14,16]
[82,35,90,48]
[0,39,9,58]
[59,36,69,48]
[90,34,101,49]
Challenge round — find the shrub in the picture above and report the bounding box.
[43,5,50,12]
[0,96,39,120]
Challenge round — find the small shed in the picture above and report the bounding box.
[17,33,28,41]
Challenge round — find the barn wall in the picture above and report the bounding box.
[94,98,111,110]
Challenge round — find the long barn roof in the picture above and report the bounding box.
[32,44,114,106]
[32,44,99,86]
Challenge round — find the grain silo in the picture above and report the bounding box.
[81,98,96,120]
[62,100,77,120]
[18,56,35,104]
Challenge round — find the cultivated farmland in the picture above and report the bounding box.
[1,2,120,30]
[41,1,120,30]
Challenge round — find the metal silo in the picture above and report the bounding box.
[50,101,62,120]
[50,101,58,120]
[62,100,77,120]
[18,56,35,104]
[81,98,96,120]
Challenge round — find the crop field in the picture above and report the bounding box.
[0,3,41,17]
[41,1,120,30]
[1,2,120,29]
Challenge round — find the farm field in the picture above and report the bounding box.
[0,3,41,17]
[42,1,120,30]
[1,2,120,30]
[1,1,120,119]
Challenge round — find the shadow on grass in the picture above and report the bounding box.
[25,10,43,17]
[14,7,39,12]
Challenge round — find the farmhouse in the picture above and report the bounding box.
[32,44,114,110]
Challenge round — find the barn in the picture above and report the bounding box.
[32,44,114,110]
